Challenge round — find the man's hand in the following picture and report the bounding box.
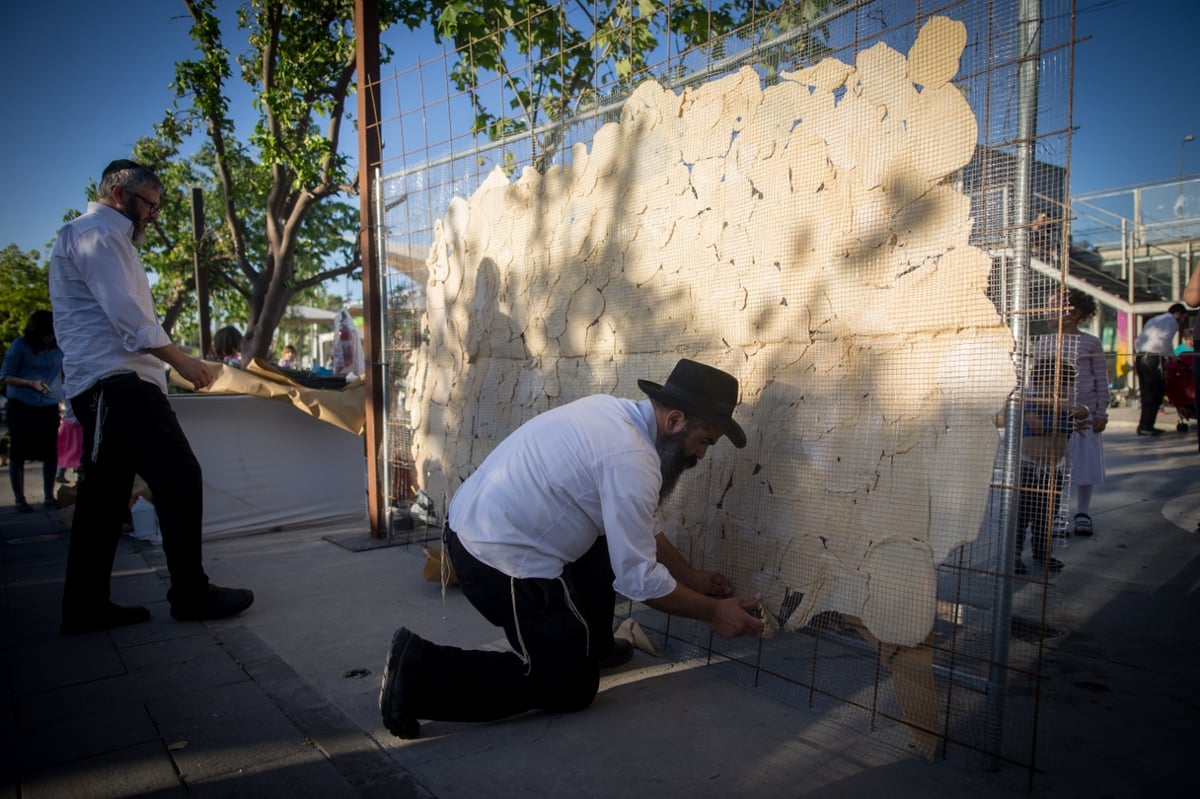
[1092,417,1108,433]
[710,594,764,639]
[682,568,733,597]
[150,344,213,390]
[172,355,213,390]
[655,533,734,597]
[177,357,213,390]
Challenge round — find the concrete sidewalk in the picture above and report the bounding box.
[2,405,1198,798]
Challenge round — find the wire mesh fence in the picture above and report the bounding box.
[370,0,1080,787]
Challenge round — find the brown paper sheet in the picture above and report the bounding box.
[169,357,366,435]
[847,616,941,761]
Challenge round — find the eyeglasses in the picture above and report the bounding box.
[124,188,160,215]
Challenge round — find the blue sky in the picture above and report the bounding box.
[1,0,1197,257]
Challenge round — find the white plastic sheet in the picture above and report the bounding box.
[169,394,367,537]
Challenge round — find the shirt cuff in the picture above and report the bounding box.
[127,323,172,352]
[614,561,677,603]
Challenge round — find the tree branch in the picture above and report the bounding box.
[291,258,360,294]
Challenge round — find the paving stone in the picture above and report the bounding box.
[147,680,313,782]
[18,702,160,772]
[19,740,186,799]
[9,632,126,694]
[18,644,249,730]
[187,748,360,798]
[120,632,231,672]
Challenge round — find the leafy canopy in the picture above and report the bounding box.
[396,1,841,165]
[0,246,51,350]
[153,0,406,360]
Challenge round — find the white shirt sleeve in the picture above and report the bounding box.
[596,449,678,602]
[71,224,171,353]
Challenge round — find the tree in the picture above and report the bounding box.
[395,0,842,168]
[157,0,406,360]
[0,246,51,349]
[153,1,843,359]
[125,136,350,350]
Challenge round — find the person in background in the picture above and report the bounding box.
[212,325,243,367]
[1040,290,1110,536]
[1015,358,1089,576]
[49,158,253,635]
[1174,329,1194,357]
[1133,303,1186,436]
[0,310,64,512]
[277,344,298,369]
[1184,258,1200,451]
[379,358,764,740]
[56,399,83,484]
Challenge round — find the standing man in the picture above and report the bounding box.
[379,358,764,739]
[50,159,253,635]
[1133,303,1186,436]
[1184,260,1200,451]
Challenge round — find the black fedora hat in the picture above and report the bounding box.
[638,359,747,448]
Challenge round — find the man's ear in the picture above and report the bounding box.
[664,409,688,435]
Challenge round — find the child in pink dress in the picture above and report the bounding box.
[56,401,84,483]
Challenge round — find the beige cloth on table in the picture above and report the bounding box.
[168,357,366,435]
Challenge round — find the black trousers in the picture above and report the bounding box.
[62,374,209,615]
[400,525,617,723]
[1194,347,1199,451]
[1015,461,1062,562]
[5,398,59,503]
[1135,353,1166,430]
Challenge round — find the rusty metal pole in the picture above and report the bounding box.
[191,187,211,358]
[355,0,386,538]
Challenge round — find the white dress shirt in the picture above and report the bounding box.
[448,395,678,602]
[1134,311,1179,357]
[49,202,173,397]
[1034,333,1110,420]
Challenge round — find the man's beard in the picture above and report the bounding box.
[656,428,698,502]
[121,205,148,247]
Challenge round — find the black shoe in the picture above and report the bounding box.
[61,601,151,635]
[597,637,634,670]
[1035,556,1065,573]
[1013,559,1028,577]
[169,584,254,622]
[1136,427,1164,436]
[1073,513,1094,536]
[44,497,59,510]
[380,627,422,739]
[15,501,34,513]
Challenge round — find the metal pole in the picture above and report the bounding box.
[1180,135,1194,199]
[356,0,387,538]
[988,0,1042,761]
[1133,187,1142,250]
[191,187,211,358]
[1128,220,1135,306]
[1120,218,1128,281]
[374,165,393,536]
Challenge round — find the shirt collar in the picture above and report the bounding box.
[636,398,657,449]
[88,201,136,239]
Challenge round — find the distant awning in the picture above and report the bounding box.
[285,305,340,322]
[385,241,430,285]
